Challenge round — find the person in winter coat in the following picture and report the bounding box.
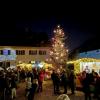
[51,70,57,94]
[38,71,44,92]
[61,70,68,94]
[82,73,91,100]
[10,75,17,99]
[25,77,32,97]
[69,70,76,94]
[93,72,100,100]
[28,79,38,100]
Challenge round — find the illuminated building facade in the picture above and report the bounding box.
[0,46,50,68]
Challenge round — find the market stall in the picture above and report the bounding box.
[67,58,100,89]
[67,58,100,74]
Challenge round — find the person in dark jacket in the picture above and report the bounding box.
[55,72,60,94]
[51,70,57,94]
[93,72,100,100]
[69,70,75,94]
[11,74,17,99]
[82,73,91,100]
[0,73,6,100]
[51,70,60,94]
[28,79,38,100]
[61,70,68,94]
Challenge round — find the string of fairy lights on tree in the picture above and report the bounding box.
[49,25,68,67]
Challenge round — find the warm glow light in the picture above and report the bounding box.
[61,59,63,62]
[54,30,56,33]
[56,53,59,55]
[57,25,60,28]
[61,44,64,47]
[50,25,67,66]
[46,58,48,61]
[52,38,55,40]
[61,53,64,57]
[56,57,59,59]
[50,51,53,55]
[59,30,62,34]
[57,68,60,73]
[49,58,52,61]
[52,44,54,47]
[67,58,100,74]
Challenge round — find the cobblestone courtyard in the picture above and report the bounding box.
[14,80,85,100]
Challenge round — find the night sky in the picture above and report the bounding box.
[0,2,99,52]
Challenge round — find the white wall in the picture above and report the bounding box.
[0,46,51,66]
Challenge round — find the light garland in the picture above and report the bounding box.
[67,58,100,73]
[49,25,68,67]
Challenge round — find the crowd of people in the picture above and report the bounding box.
[0,69,18,100]
[0,67,45,100]
[51,69,75,95]
[51,69,100,100]
[24,68,45,100]
[79,70,100,100]
[0,67,100,100]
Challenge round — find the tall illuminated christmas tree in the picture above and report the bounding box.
[50,25,68,68]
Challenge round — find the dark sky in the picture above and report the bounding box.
[0,2,99,52]
[15,17,96,51]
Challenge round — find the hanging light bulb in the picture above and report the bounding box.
[61,44,64,47]
[61,53,64,57]
[57,25,60,28]
[56,52,59,55]
[50,51,53,55]
[52,44,54,47]
[66,49,68,52]
[52,38,54,40]
[59,29,62,34]
[57,68,60,73]
[54,30,56,33]
[56,57,59,60]
[62,32,64,35]
[46,58,48,61]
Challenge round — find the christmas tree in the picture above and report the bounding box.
[50,25,68,68]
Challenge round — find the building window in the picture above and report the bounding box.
[21,50,25,55]
[16,50,20,55]
[8,50,11,55]
[16,50,19,55]
[39,50,46,55]
[16,50,25,55]
[29,50,37,55]
[0,50,3,55]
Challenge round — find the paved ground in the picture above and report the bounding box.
[14,80,86,100]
